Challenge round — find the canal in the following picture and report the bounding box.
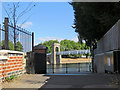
[47,63,92,74]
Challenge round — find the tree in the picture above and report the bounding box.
[16,41,23,51]
[0,40,14,50]
[0,40,23,51]
[41,40,59,53]
[3,2,36,50]
[41,39,90,58]
[9,41,14,50]
[71,2,120,48]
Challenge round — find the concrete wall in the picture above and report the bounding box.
[95,19,120,55]
[104,51,114,72]
[94,19,120,73]
[94,53,104,73]
[25,52,35,74]
[0,50,23,81]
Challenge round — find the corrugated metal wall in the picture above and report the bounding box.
[94,19,120,73]
[95,19,120,55]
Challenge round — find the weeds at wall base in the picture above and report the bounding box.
[4,75,17,82]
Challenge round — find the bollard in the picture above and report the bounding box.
[66,63,68,73]
[86,62,88,72]
[52,64,54,74]
[89,63,91,72]
[78,63,80,72]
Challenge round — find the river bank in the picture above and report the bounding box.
[47,58,92,64]
[60,58,91,64]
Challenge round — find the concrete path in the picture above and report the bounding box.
[2,74,50,89]
[2,73,118,89]
[41,73,117,88]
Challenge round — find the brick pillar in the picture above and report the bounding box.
[33,44,47,74]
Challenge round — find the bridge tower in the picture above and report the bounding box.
[51,43,61,65]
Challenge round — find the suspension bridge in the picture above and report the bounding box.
[47,50,90,56]
[47,43,91,65]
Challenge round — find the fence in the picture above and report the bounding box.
[0,17,34,52]
[47,63,92,74]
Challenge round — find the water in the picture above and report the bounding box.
[47,63,92,74]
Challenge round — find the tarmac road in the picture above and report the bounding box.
[2,73,118,90]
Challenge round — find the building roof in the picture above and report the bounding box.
[34,44,47,50]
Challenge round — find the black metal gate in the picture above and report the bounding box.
[0,17,34,52]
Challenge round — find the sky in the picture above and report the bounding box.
[1,1,78,45]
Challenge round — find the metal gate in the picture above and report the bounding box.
[0,17,34,52]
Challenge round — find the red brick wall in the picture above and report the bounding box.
[34,49,46,54]
[0,53,23,81]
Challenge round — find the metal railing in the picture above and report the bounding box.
[0,17,34,52]
[47,63,92,74]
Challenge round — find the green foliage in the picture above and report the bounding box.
[0,40,23,51]
[71,2,120,47]
[41,39,90,57]
[0,40,14,50]
[41,40,59,53]
[9,41,14,50]
[60,39,88,51]
[16,41,23,51]
[5,75,16,82]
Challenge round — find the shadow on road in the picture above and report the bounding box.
[38,73,118,90]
